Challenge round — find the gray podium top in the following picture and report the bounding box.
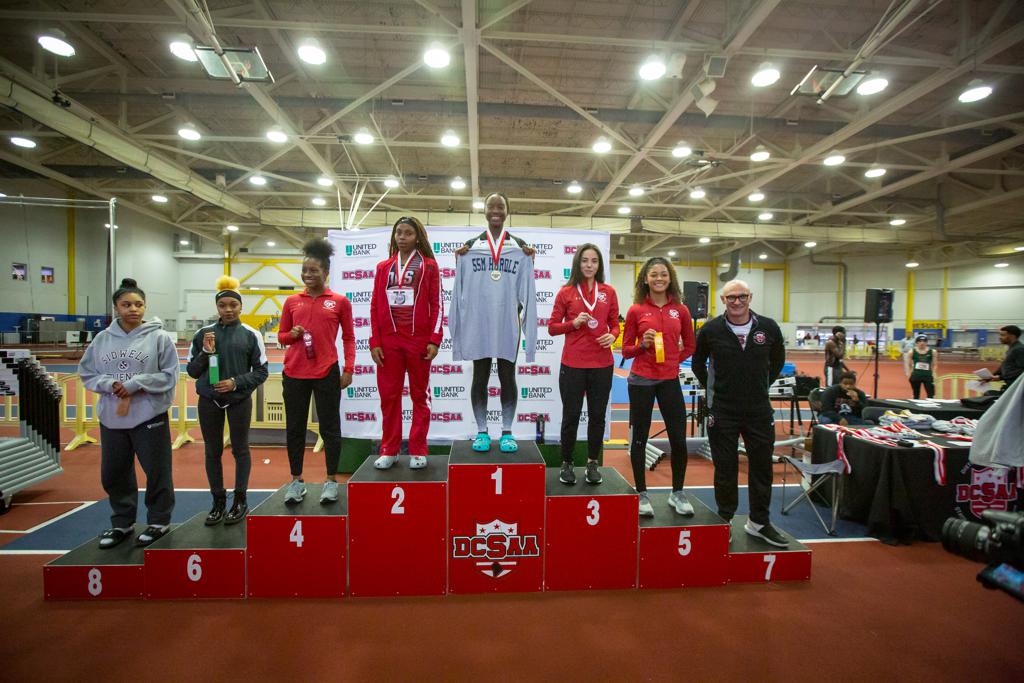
[349,454,449,484]
[146,512,246,550]
[48,524,147,566]
[545,467,635,496]
[728,515,808,553]
[251,483,349,516]
[638,492,728,528]
[449,439,545,465]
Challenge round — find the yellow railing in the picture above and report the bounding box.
[935,373,1002,399]
[979,346,1005,362]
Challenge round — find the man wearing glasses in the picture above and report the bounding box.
[692,279,788,547]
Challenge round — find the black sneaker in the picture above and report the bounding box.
[744,520,789,548]
[584,461,602,485]
[559,462,576,485]
[224,500,248,525]
[205,500,226,526]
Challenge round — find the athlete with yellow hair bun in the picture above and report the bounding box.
[186,275,269,525]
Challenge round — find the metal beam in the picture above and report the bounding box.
[479,0,535,31]
[411,0,461,31]
[461,0,481,202]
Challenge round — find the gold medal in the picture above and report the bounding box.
[490,270,501,281]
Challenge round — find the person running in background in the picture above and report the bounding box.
[187,276,268,526]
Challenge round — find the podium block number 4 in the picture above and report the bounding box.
[677,530,691,556]
[763,553,776,580]
[290,520,304,548]
[187,553,202,582]
[391,486,405,515]
[87,568,102,596]
[586,499,600,526]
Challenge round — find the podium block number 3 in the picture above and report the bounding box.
[586,499,600,526]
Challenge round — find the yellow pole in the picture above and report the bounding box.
[941,267,948,323]
[66,206,76,315]
[708,264,716,317]
[223,233,231,276]
[906,269,916,339]
[783,262,790,322]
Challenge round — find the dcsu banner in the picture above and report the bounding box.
[329,227,611,442]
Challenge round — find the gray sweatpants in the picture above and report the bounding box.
[100,413,175,528]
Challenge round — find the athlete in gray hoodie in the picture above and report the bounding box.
[79,278,178,549]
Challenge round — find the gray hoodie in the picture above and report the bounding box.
[79,318,179,429]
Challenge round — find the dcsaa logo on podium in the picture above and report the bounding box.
[451,519,541,578]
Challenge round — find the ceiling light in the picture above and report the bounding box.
[1014,246,1024,252]
[297,41,326,65]
[856,77,889,96]
[617,206,631,215]
[672,142,692,158]
[698,237,711,244]
[179,239,190,246]
[758,212,773,221]
[104,223,118,229]
[758,253,768,260]
[473,200,485,210]
[249,175,267,186]
[750,145,770,162]
[383,176,400,189]
[592,137,612,154]
[689,187,706,199]
[312,196,326,206]
[823,153,846,166]
[0,192,6,198]
[748,190,765,202]
[958,79,992,103]
[567,181,582,194]
[226,224,239,232]
[10,136,37,149]
[440,130,460,147]
[994,262,1010,268]
[751,62,780,87]
[628,186,645,197]
[177,124,201,141]
[638,56,666,81]
[316,176,333,187]
[450,176,466,190]
[423,43,451,69]
[667,250,676,257]
[265,128,288,143]
[38,31,75,57]
[169,41,198,62]
[804,241,817,248]
[905,261,919,268]
[151,194,168,204]
[890,218,906,227]
[266,241,276,247]
[865,166,887,178]
[353,128,374,145]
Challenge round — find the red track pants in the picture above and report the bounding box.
[377,333,433,456]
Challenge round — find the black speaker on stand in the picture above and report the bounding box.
[864,288,895,398]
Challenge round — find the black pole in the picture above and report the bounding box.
[873,321,881,398]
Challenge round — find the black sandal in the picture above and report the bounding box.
[98,527,131,549]
[135,525,169,547]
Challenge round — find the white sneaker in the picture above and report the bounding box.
[374,455,399,469]
[409,455,427,469]
[638,492,654,517]
[667,490,695,516]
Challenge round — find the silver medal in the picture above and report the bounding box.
[587,319,599,329]
[490,270,501,281]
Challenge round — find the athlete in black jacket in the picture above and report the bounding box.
[692,279,788,547]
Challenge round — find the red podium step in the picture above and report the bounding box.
[247,483,348,598]
[448,440,545,594]
[544,467,638,591]
[348,455,448,597]
[144,513,246,599]
[727,516,812,583]
[44,525,146,600]
[638,492,730,589]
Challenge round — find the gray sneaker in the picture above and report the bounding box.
[559,462,576,485]
[320,480,340,504]
[584,461,602,485]
[638,492,654,517]
[284,480,306,504]
[667,490,695,516]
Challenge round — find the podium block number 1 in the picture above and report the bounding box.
[491,467,502,495]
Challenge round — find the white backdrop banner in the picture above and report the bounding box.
[329,227,611,443]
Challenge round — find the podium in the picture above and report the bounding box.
[448,441,545,594]
[727,516,812,583]
[44,525,146,600]
[247,483,348,598]
[144,513,247,599]
[348,455,448,597]
[544,467,638,591]
[638,493,730,589]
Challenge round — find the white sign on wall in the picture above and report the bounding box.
[329,227,611,443]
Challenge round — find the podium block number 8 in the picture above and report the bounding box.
[586,499,600,526]
[187,553,202,582]
[391,486,406,515]
[677,530,692,556]
[87,568,102,596]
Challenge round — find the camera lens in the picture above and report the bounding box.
[941,518,990,562]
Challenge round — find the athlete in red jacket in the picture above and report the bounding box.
[369,216,443,469]
[621,257,696,518]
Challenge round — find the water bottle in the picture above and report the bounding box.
[536,414,545,444]
[208,354,219,384]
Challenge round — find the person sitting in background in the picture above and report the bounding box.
[819,371,871,425]
[988,325,1023,391]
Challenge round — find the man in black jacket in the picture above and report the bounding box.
[692,279,788,547]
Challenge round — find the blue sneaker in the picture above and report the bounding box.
[472,433,491,452]
[499,434,518,453]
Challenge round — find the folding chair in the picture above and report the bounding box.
[779,454,845,536]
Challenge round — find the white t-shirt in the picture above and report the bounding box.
[726,317,753,349]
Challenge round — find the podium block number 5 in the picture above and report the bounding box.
[391,486,406,515]
[677,530,692,556]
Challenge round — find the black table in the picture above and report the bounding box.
[866,398,985,420]
[811,425,970,544]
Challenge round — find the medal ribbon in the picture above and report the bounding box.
[394,250,418,287]
[576,283,598,314]
[486,228,507,271]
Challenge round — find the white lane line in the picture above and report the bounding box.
[12,501,93,506]
[0,549,64,555]
[18,502,97,534]
[801,537,880,544]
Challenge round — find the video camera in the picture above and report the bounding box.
[942,510,1024,602]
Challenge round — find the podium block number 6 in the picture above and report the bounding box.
[187,553,202,582]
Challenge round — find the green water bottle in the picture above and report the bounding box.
[208,353,219,384]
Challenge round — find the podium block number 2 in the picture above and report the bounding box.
[391,486,406,515]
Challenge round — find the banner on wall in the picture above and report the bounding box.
[329,227,611,443]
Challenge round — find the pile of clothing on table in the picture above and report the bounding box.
[930,416,978,436]
[878,409,935,430]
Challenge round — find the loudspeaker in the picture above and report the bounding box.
[683,281,709,319]
[864,288,894,323]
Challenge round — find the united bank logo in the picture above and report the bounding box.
[523,339,554,352]
[563,268,571,279]
[346,291,372,304]
[433,241,465,254]
[345,243,376,257]
[531,243,553,255]
[355,338,370,351]
[486,409,503,423]
[535,290,554,304]
[346,386,377,399]
[452,519,541,578]
[440,337,454,351]
[520,387,552,400]
[433,385,466,399]
[342,270,374,280]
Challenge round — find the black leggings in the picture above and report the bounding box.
[910,377,935,399]
[282,365,342,477]
[197,395,252,499]
[628,379,687,492]
[471,358,517,432]
[558,364,613,463]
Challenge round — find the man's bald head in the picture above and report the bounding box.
[720,279,752,297]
